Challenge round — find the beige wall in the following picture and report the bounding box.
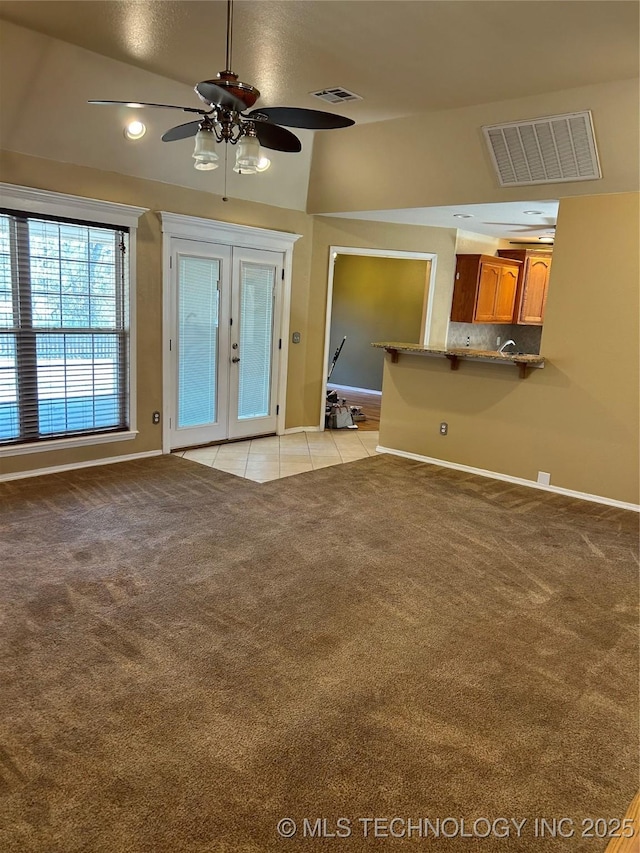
[0,150,313,477]
[329,255,428,391]
[454,231,511,255]
[0,154,466,474]
[308,79,640,214]
[3,160,637,504]
[378,192,639,505]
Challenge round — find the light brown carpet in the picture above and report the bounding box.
[0,454,637,852]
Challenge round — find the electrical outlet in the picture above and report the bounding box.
[439,422,448,435]
[152,411,160,424]
[537,471,551,485]
[496,336,501,347]
[292,331,301,344]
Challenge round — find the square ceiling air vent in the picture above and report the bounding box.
[483,111,602,187]
[310,87,362,104]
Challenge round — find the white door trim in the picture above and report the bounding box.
[159,212,302,454]
[321,245,438,430]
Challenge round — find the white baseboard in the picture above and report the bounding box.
[328,384,382,396]
[283,426,322,434]
[376,445,640,512]
[0,449,163,483]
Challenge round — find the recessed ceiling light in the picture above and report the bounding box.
[523,210,543,215]
[124,120,146,140]
[453,213,473,219]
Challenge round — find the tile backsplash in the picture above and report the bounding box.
[447,322,543,354]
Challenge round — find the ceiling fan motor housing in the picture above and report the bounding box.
[196,72,260,110]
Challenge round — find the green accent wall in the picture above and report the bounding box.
[328,255,428,391]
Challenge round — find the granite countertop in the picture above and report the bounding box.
[371,342,545,365]
[447,347,544,365]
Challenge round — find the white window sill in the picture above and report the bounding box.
[0,430,139,457]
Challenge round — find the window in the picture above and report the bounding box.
[0,211,130,447]
[0,185,145,454]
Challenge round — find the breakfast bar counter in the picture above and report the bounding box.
[372,342,545,379]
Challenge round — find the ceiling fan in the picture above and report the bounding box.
[483,222,556,234]
[89,0,354,174]
[484,220,556,244]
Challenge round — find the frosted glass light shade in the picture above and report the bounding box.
[193,130,219,170]
[233,135,260,174]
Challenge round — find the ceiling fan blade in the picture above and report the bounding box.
[247,106,355,130]
[194,81,249,111]
[484,221,556,231]
[89,100,207,115]
[252,121,301,153]
[162,120,202,142]
[510,240,554,245]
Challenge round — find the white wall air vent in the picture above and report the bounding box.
[483,111,602,187]
[310,87,362,104]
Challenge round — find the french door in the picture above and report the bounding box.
[168,238,283,449]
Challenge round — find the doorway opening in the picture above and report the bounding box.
[321,246,437,429]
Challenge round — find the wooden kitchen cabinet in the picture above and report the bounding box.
[497,249,552,325]
[450,254,521,324]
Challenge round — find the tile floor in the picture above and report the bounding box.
[175,429,380,483]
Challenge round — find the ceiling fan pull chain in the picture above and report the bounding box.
[223,144,229,201]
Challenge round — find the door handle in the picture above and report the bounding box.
[232,356,240,363]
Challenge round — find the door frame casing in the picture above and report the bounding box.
[321,245,438,430]
[159,212,302,454]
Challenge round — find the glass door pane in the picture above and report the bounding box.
[178,256,219,428]
[170,241,231,450]
[237,262,274,420]
[228,248,282,440]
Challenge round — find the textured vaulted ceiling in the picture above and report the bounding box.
[0,1,638,236]
[0,1,637,124]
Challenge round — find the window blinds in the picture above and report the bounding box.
[0,211,129,446]
[237,262,275,420]
[177,256,220,429]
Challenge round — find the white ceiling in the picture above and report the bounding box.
[329,201,559,242]
[0,1,636,237]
